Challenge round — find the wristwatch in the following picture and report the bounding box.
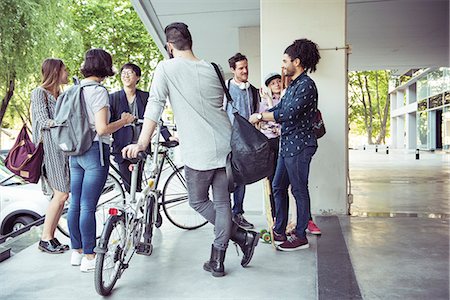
[257,113,263,121]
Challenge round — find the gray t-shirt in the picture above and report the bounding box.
[81,79,111,145]
[144,58,231,171]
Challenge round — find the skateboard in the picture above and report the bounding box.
[260,178,276,249]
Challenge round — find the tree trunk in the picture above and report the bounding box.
[0,78,15,127]
[363,74,374,144]
[377,90,390,144]
[376,72,390,144]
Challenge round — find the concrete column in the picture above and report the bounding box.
[406,112,417,149]
[390,93,397,110]
[397,90,405,108]
[391,117,398,148]
[396,115,405,149]
[407,84,416,104]
[261,0,347,214]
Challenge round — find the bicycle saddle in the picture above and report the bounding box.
[160,140,179,148]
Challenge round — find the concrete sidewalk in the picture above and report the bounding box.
[0,149,448,300]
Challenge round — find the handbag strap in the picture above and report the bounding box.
[211,63,233,104]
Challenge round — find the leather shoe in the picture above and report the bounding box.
[51,238,69,251]
[38,240,64,254]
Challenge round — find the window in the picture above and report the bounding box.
[417,112,428,149]
[417,77,428,100]
[418,99,427,111]
[429,94,443,109]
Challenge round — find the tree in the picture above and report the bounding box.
[69,0,163,90]
[0,0,83,129]
[0,0,163,135]
[348,70,391,144]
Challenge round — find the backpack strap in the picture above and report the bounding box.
[78,81,107,166]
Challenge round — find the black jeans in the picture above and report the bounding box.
[118,160,143,193]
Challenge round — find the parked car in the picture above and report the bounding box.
[0,153,125,237]
[0,161,50,235]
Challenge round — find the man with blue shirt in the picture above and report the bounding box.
[225,53,259,230]
[250,39,321,251]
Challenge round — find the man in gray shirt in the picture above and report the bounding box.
[225,53,260,230]
[122,22,259,277]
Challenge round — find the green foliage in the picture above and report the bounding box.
[68,0,163,90]
[0,0,162,130]
[348,70,391,144]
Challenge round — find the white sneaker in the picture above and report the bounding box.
[80,256,96,272]
[71,251,83,266]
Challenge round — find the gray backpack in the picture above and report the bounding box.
[51,82,101,156]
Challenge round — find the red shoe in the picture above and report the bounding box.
[307,220,321,235]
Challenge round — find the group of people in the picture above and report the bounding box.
[224,52,322,241]
[30,21,322,277]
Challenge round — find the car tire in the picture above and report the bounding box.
[11,216,35,232]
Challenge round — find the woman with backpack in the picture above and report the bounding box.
[31,58,71,254]
[67,48,135,272]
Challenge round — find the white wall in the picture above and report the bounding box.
[239,27,261,87]
[261,0,347,214]
[391,117,398,148]
[396,115,405,149]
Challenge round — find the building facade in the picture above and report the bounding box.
[390,68,450,151]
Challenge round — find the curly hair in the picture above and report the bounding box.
[284,39,321,73]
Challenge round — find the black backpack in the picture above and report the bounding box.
[211,63,275,192]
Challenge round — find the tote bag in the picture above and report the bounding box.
[211,63,275,192]
[5,125,44,183]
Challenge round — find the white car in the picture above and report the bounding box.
[0,162,50,235]
[0,157,125,237]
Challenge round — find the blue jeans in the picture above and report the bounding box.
[232,184,246,216]
[185,166,231,251]
[68,142,110,254]
[272,146,317,239]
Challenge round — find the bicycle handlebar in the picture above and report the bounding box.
[125,151,147,164]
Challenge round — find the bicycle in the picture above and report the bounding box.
[112,119,207,230]
[56,172,125,239]
[94,122,206,295]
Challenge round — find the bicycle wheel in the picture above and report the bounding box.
[162,166,208,230]
[57,173,125,238]
[95,215,126,296]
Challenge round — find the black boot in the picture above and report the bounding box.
[230,223,260,267]
[203,244,226,277]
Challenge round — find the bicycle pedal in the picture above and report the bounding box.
[135,242,153,256]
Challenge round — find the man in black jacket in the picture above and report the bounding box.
[109,63,171,192]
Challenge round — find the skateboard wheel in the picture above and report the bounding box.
[262,232,271,243]
[260,229,267,235]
